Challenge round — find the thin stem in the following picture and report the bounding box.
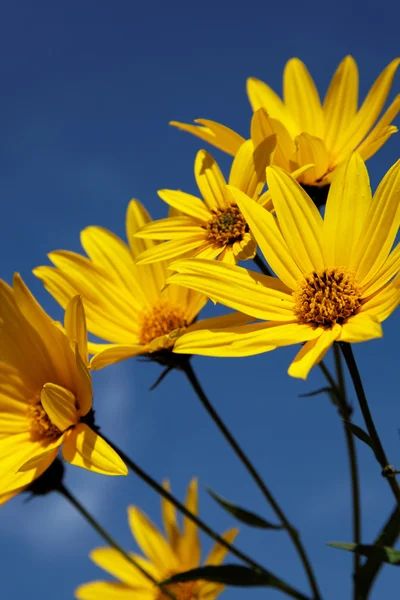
[182,360,321,600]
[253,253,273,277]
[340,343,400,507]
[101,434,310,600]
[58,484,176,599]
[358,505,400,595]
[333,346,361,599]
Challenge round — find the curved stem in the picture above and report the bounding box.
[321,348,361,600]
[182,360,321,600]
[253,253,273,277]
[340,343,400,507]
[58,484,176,599]
[101,434,310,600]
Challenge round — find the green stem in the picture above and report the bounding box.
[253,253,273,277]
[333,346,361,600]
[182,360,321,600]
[58,484,176,599]
[101,434,311,600]
[340,343,400,507]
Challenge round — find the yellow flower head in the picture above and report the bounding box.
[0,279,127,505]
[166,154,400,379]
[75,479,238,600]
[34,200,244,370]
[134,139,275,266]
[171,56,400,191]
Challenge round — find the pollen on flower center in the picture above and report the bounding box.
[205,205,247,245]
[139,301,187,346]
[157,581,197,600]
[293,268,362,328]
[28,401,61,442]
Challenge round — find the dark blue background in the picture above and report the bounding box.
[0,1,399,599]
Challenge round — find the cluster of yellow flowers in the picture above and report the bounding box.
[0,56,399,600]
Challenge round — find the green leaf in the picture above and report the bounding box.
[208,489,282,530]
[328,542,400,565]
[162,564,284,588]
[342,421,373,450]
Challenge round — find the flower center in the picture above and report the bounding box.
[28,401,61,442]
[293,268,362,328]
[157,582,197,600]
[139,301,187,346]
[205,205,247,245]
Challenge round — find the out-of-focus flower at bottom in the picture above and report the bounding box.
[75,479,238,600]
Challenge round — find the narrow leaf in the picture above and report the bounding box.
[328,542,400,565]
[162,564,283,588]
[299,386,339,406]
[343,421,373,449]
[208,489,282,530]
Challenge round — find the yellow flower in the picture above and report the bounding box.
[134,139,275,266]
[34,200,247,370]
[0,279,127,504]
[166,154,400,379]
[75,479,238,600]
[171,57,400,190]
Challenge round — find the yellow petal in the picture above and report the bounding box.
[357,125,398,162]
[361,243,400,297]
[178,479,201,569]
[62,424,128,475]
[354,159,400,286]
[157,190,211,222]
[250,108,296,171]
[232,233,257,261]
[246,77,299,137]
[18,445,60,472]
[292,133,329,184]
[339,314,383,343]
[283,58,324,138]
[126,200,168,301]
[360,277,400,323]
[194,150,229,211]
[355,94,400,159]
[135,236,207,265]
[332,58,400,157]
[161,480,181,550]
[168,259,295,322]
[135,216,205,239]
[90,344,147,370]
[74,342,93,416]
[323,56,358,150]
[75,582,150,600]
[288,326,340,379]
[41,383,78,431]
[128,506,179,571]
[205,529,239,565]
[64,295,88,363]
[266,166,324,273]
[228,186,302,289]
[228,137,275,199]
[0,413,29,434]
[170,119,245,156]
[89,547,153,587]
[174,321,320,357]
[323,153,372,268]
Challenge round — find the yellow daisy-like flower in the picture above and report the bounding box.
[171,57,400,194]
[166,154,400,380]
[34,200,248,370]
[134,139,275,266]
[0,279,127,505]
[75,479,238,600]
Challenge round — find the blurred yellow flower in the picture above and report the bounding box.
[0,281,127,505]
[34,200,248,370]
[75,479,238,600]
[167,154,400,379]
[171,57,400,190]
[134,139,274,266]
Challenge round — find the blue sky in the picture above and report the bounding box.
[0,1,399,599]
